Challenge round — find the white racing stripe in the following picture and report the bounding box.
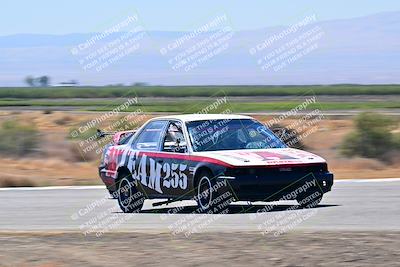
[0,178,398,191]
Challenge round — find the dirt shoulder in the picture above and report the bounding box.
[0,231,399,266]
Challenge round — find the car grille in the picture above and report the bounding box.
[227,163,328,177]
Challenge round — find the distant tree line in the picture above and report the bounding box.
[25,76,50,87]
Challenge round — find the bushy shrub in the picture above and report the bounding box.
[68,125,102,162]
[68,126,98,140]
[54,116,72,126]
[0,177,35,187]
[0,120,39,156]
[68,141,98,162]
[341,112,399,162]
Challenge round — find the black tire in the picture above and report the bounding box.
[195,171,232,214]
[116,172,145,213]
[296,190,323,208]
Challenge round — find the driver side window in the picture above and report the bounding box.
[162,122,187,153]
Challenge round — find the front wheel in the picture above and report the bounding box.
[107,188,117,199]
[116,173,145,213]
[296,190,323,208]
[195,172,233,213]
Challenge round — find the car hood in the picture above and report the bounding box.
[192,148,326,167]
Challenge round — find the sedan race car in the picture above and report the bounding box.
[98,114,334,213]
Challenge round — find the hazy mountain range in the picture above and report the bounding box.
[0,11,399,86]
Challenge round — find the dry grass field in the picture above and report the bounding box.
[0,110,399,187]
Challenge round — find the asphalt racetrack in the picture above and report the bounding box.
[0,179,399,233]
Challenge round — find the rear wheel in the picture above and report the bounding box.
[116,172,145,213]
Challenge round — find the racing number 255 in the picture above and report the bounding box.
[130,152,188,193]
[162,163,187,189]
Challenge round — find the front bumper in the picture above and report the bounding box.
[218,168,334,202]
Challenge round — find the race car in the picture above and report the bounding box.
[98,114,334,213]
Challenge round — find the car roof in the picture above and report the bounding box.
[153,114,253,122]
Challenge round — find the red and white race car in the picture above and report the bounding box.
[98,114,334,213]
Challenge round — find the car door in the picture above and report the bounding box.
[156,120,194,198]
[130,120,168,196]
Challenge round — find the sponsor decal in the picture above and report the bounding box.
[125,151,188,194]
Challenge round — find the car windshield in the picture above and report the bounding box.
[187,119,286,152]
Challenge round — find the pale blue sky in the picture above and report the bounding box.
[1,0,400,35]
